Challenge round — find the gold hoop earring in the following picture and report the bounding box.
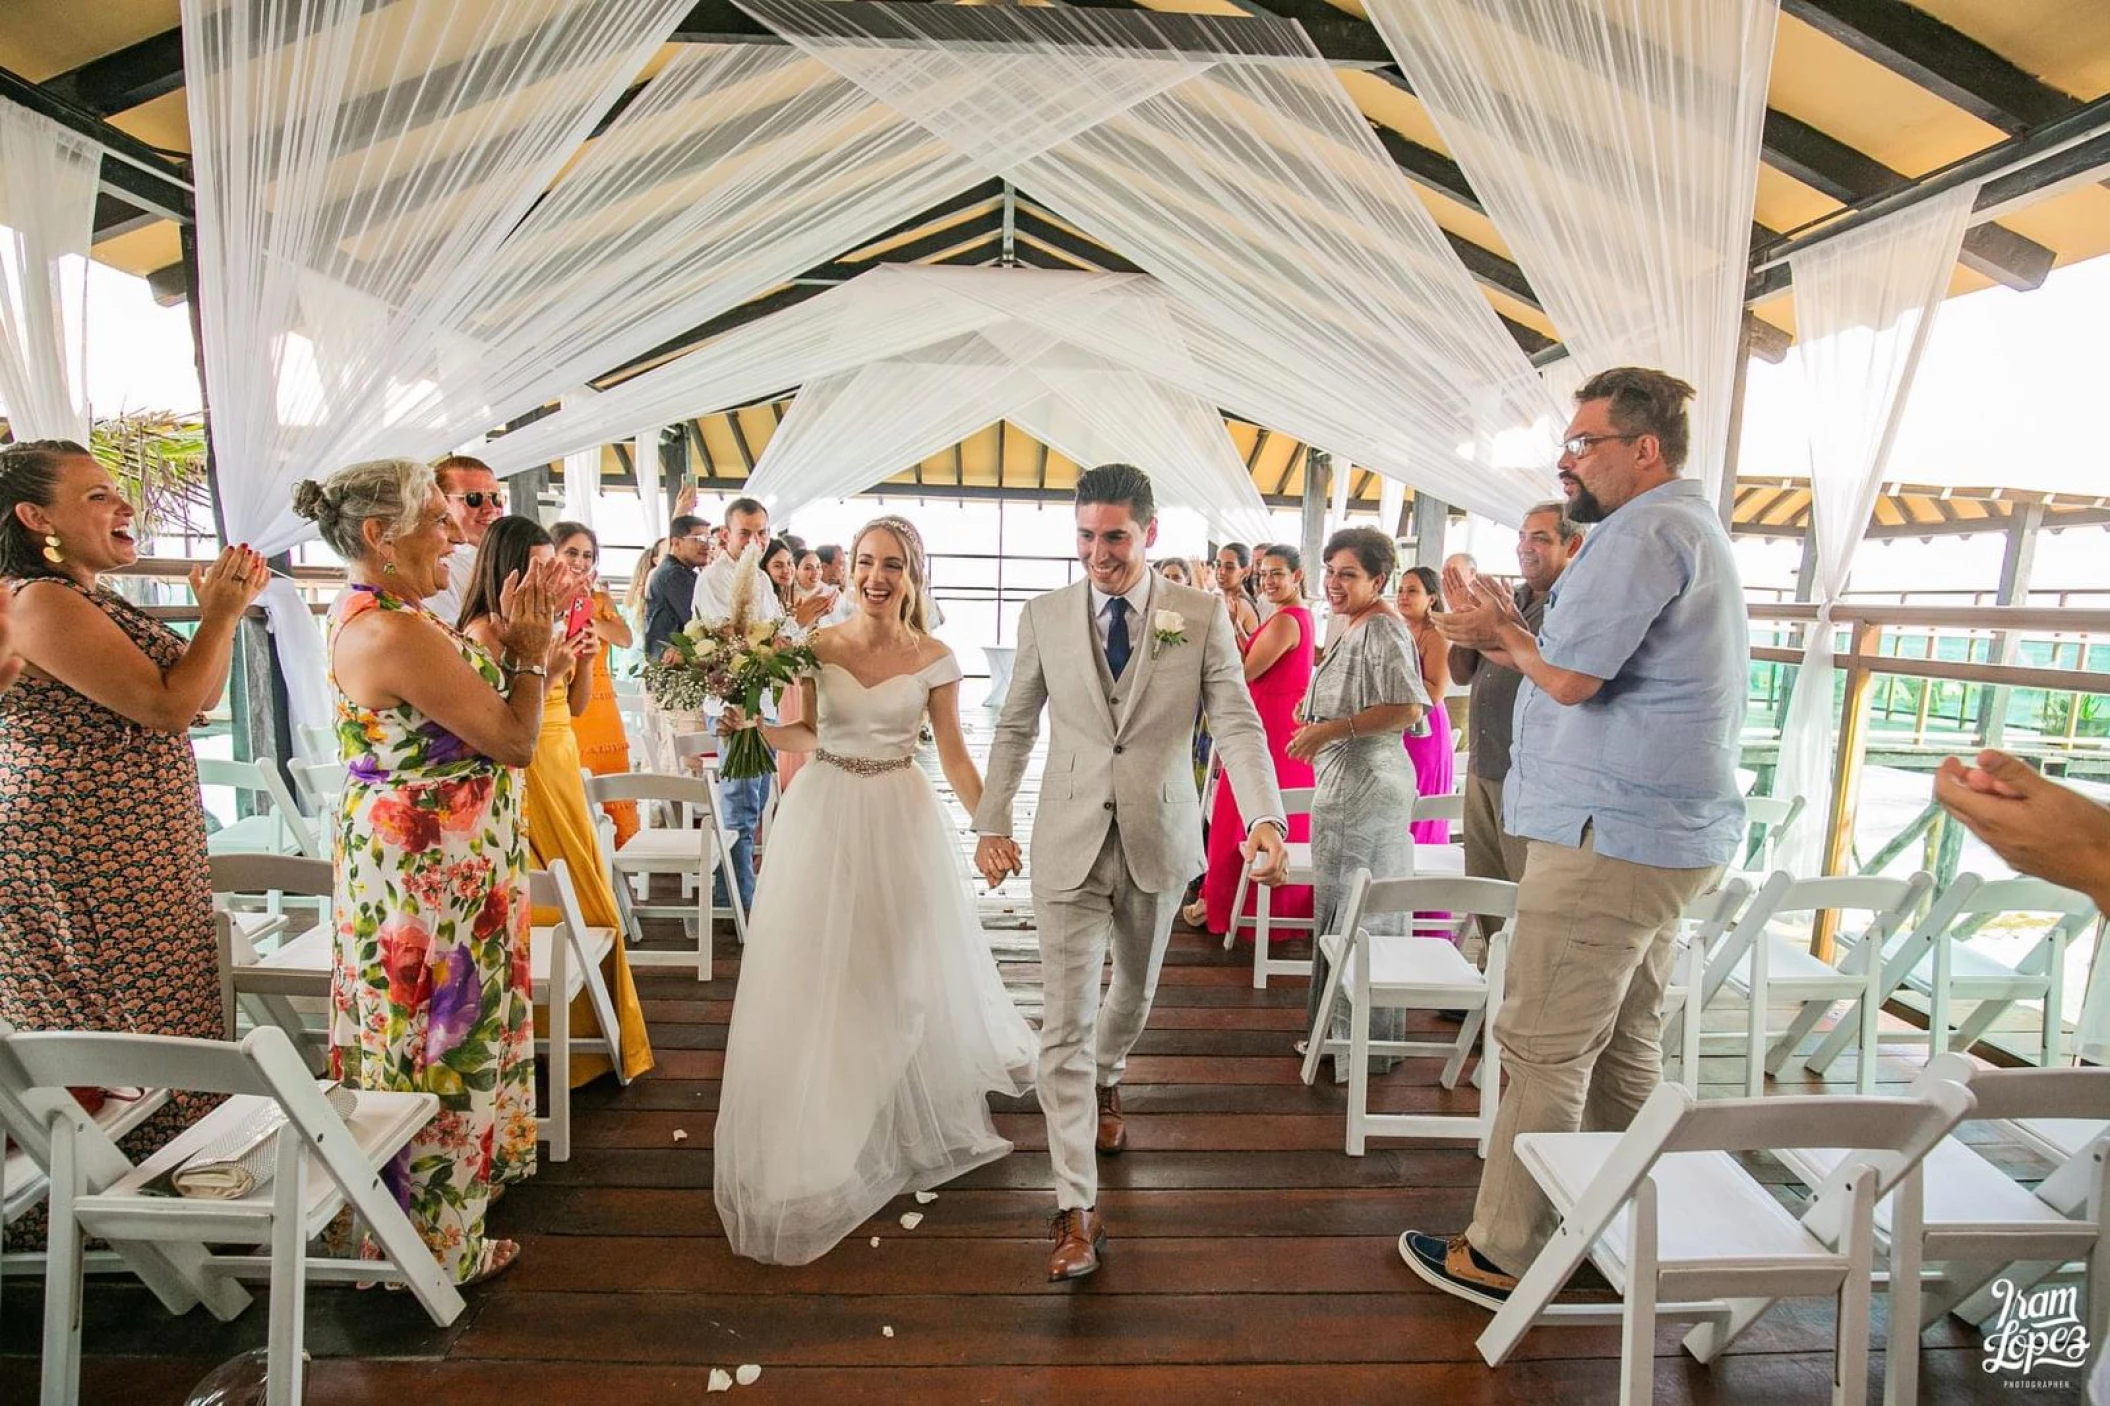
[40,533,63,565]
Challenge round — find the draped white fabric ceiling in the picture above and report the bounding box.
[0,103,99,442]
[1369,0,1779,501]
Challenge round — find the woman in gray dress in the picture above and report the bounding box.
[1290,527,1430,1076]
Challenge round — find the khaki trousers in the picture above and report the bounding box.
[1462,773,1532,957]
[1033,825,1183,1211]
[1466,826,1722,1276]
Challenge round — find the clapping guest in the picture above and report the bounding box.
[1291,528,1428,1075]
[0,441,266,1246]
[299,460,555,1285]
[1395,567,1455,843]
[460,519,653,1088]
[1188,545,1317,936]
[1213,542,1261,643]
[553,523,639,847]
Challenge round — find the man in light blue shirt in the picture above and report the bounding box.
[1404,367,1747,1310]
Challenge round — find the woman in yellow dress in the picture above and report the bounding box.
[462,517,654,1085]
[554,523,640,846]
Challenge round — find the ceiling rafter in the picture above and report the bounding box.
[1779,0,2082,135]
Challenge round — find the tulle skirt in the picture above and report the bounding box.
[713,757,1036,1265]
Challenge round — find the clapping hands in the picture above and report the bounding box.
[190,545,270,623]
[495,556,568,668]
[1432,574,1526,652]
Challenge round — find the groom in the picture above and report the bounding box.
[975,463,1288,1282]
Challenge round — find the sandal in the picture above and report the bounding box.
[462,1238,522,1287]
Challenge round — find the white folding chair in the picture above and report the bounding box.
[295,723,336,765]
[1810,874,2100,1078]
[1300,872,1516,1156]
[2,1069,170,1289]
[1659,878,1753,1094]
[529,860,628,1162]
[1223,786,1316,989]
[197,757,319,859]
[210,853,334,1069]
[1700,871,1932,1095]
[1407,791,1468,876]
[585,771,744,981]
[1778,1052,2110,1336]
[8,1024,463,1406]
[1476,1078,1974,1406]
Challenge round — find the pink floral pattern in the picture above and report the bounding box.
[326,585,535,1283]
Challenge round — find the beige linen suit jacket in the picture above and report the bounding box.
[973,575,1285,894]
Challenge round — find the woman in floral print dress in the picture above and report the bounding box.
[295,459,568,1285]
[0,441,266,1247]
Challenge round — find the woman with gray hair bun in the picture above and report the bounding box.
[292,458,568,1286]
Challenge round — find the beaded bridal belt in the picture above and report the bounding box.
[816,749,915,777]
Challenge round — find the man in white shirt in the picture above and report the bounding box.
[424,454,507,626]
[690,497,782,913]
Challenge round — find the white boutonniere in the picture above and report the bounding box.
[1150,608,1187,658]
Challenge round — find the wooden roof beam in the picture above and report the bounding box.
[37,27,188,117]
[0,65,192,225]
[1779,0,2083,135]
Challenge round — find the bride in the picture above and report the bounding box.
[713,515,1036,1264]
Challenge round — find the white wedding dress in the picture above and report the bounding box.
[714,651,1036,1265]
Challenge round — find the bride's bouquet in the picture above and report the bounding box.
[642,547,818,780]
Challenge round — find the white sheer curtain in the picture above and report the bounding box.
[558,393,598,529]
[1369,0,1778,500]
[1771,186,1976,875]
[744,0,1554,524]
[0,104,100,441]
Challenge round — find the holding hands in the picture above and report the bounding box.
[975,834,1022,890]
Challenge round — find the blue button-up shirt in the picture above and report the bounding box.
[1504,477,1748,869]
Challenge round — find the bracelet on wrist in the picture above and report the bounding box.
[502,654,548,679]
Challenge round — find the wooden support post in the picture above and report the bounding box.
[513,463,553,526]
[1716,314,1762,529]
[1409,491,1449,570]
[1979,501,2044,748]
[1300,449,1329,576]
[1815,619,1884,960]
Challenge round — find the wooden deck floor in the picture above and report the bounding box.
[0,708,2092,1402]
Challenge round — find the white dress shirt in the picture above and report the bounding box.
[423,542,480,629]
[1088,574,1155,654]
[691,547,788,627]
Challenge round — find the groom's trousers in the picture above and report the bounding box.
[1034,823,1184,1211]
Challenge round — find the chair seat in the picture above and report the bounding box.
[1719,935,1869,994]
[1785,1137,2073,1237]
[611,829,709,867]
[1410,844,1466,876]
[2014,1117,2110,1160]
[1318,930,1486,1002]
[3,1089,172,1223]
[528,924,617,1004]
[1516,1130,1845,1291]
[1900,942,2045,996]
[206,818,302,857]
[94,1088,436,1238]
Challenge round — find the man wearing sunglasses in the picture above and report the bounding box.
[1407,366,1747,1314]
[423,454,507,624]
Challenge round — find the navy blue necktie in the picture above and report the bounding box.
[1105,596,1133,678]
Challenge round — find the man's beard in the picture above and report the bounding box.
[1564,482,1608,523]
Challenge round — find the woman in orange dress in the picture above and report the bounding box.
[554,523,639,846]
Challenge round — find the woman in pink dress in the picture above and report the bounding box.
[1396,566,1455,845]
[1190,545,1317,937]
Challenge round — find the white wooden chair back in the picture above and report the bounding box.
[286,757,348,821]
[5,1024,465,1405]
[295,723,336,764]
[1223,785,1316,985]
[1741,793,1806,870]
[525,860,626,1160]
[1408,791,1465,828]
[584,771,740,979]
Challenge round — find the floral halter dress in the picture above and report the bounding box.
[326,584,535,1282]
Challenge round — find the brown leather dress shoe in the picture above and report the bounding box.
[1047,1207,1106,1281]
[1095,1084,1128,1156]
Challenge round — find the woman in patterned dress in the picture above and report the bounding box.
[295,459,566,1286]
[0,441,267,1246]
